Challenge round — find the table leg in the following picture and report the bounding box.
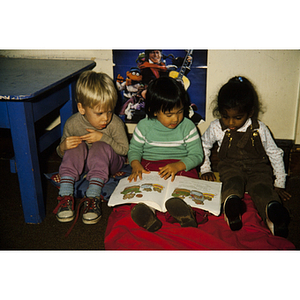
[7,101,45,223]
[60,83,76,135]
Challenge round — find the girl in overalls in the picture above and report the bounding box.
[200,76,291,238]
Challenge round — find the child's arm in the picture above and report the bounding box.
[58,136,83,157]
[200,122,219,181]
[159,121,203,181]
[180,123,204,172]
[259,121,291,201]
[80,129,102,144]
[101,116,129,156]
[56,117,83,157]
[200,172,217,181]
[82,115,129,156]
[128,160,150,182]
[159,161,186,182]
[274,187,291,201]
[127,120,148,181]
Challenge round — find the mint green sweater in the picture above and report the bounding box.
[128,117,203,171]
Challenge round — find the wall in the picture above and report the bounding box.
[1,49,300,142]
[203,50,300,142]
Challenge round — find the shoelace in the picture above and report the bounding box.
[84,198,97,213]
[53,196,74,214]
[65,197,97,238]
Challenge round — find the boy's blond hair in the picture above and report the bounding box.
[76,71,118,110]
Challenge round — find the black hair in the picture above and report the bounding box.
[213,76,262,119]
[145,77,190,119]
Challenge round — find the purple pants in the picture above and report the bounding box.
[59,141,126,183]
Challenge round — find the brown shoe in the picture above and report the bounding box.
[165,197,197,228]
[131,203,162,232]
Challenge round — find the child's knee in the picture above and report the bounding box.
[249,182,274,200]
[91,141,110,152]
[90,142,115,160]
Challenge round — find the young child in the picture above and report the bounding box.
[53,71,129,225]
[200,76,291,237]
[128,76,204,232]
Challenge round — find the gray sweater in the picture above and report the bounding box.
[56,112,129,157]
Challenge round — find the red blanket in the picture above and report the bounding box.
[104,194,295,250]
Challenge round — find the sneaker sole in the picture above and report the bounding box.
[82,215,102,225]
[56,215,75,223]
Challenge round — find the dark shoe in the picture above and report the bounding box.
[165,197,197,228]
[224,195,243,231]
[53,195,75,223]
[82,197,102,224]
[131,203,162,232]
[266,201,290,238]
[64,197,101,237]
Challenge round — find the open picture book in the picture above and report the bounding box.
[108,172,222,216]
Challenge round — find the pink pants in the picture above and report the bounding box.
[59,141,126,183]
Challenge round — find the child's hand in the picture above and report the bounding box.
[200,172,216,181]
[59,136,83,155]
[81,129,103,144]
[274,187,292,201]
[128,160,150,182]
[159,162,185,182]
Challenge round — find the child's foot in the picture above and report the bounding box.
[131,203,162,232]
[82,197,102,224]
[165,197,197,228]
[53,195,75,222]
[266,201,290,238]
[224,195,243,231]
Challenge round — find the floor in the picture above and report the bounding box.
[0,129,111,249]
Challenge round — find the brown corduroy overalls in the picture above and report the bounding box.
[217,118,281,221]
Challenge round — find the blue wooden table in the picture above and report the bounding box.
[0,57,96,223]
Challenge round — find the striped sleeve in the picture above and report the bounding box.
[128,123,145,164]
[180,123,204,171]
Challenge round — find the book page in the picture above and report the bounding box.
[108,172,222,215]
[108,172,171,211]
[167,176,222,216]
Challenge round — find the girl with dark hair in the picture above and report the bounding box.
[127,77,203,232]
[201,76,291,237]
